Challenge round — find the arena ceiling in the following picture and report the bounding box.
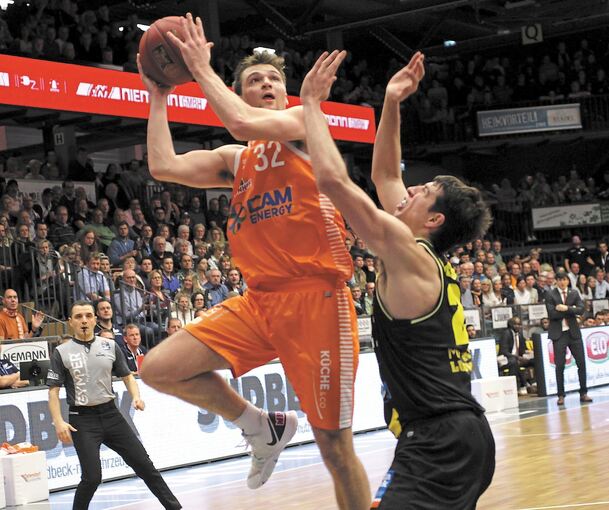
[93,0,609,58]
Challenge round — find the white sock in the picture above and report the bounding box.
[233,402,265,435]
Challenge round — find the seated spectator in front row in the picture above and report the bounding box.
[0,358,29,389]
[0,288,44,339]
[121,324,148,373]
[498,317,535,396]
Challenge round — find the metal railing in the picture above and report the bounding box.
[466,297,608,341]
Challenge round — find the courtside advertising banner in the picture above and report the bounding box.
[535,327,609,396]
[0,353,384,490]
[0,54,375,144]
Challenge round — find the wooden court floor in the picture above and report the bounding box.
[43,391,609,510]
[187,396,609,510]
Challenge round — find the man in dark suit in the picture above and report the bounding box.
[545,270,592,405]
[498,317,534,395]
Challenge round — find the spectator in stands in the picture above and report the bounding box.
[67,147,95,181]
[480,277,499,307]
[121,324,147,373]
[350,285,365,315]
[567,261,581,289]
[160,256,179,298]
[565,235,594,275]
[108,221,138,266]
[546,270,591,405]
[524,275,540,303]
[222,268,243,296]
[460,276,474,309]
[94,298,124,347]
[114,269,158,345]
[146,270,171,334]
[203,269,228,307]
[594,240,609,273]
[470,278,482,308]
[509,262,522,288]
[138,257,154,289]
[466,324,477,339]
[164,317,182,340]
[514,276,533,305]
[500,273,515,304]
[160,190,180,227]
[74,253,110,302]
[58,180,77,212]
[499,317,534,396]
[48,205,75,247]
[0,288,44,339]
[206,198,223,229]
[187,197,206,226]
[78,229,102,264]
[491,240,504,266]
[150,236,172,269]
[594,269,609,298]
[576,275,594,301]
[191,291,208,313]
[459,261,474,278]
[171,292,195,325]
[33,188,53,224]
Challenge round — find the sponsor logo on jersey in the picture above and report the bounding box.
[228,186,293,234]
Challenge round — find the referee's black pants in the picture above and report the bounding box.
[69,401,181,510]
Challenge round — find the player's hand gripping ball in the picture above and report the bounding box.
[138,16,193,87]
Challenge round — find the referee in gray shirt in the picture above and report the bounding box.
[47,301,181,510]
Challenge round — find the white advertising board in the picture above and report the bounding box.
[0,353,384,491]
[537,327,609,396]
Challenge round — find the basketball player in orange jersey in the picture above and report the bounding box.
[301,51,495,509]
[138,13,370,509]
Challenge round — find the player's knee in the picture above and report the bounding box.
[314,429,355,472]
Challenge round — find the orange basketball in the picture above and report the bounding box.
[138,16,192,87]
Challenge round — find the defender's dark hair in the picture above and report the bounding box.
[429,175,492,254]
[232,51,286,96]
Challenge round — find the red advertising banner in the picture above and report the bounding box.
[0,55,375,144]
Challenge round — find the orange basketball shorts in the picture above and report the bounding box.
[184,276,360,430]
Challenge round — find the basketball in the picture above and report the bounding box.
[138,16,192,87]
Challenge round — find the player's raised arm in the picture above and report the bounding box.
[167,13,304,142]
[300,51,417,258]
[138,54,239,188]
[371,52,425,212]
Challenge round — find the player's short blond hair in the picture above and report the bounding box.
[232,51,286,96]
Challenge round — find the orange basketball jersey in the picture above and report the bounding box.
[227,140,353,288]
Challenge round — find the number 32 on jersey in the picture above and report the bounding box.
[253,142,286,172]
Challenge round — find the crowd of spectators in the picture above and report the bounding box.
[0,145,253,354]
[454,235,609,331]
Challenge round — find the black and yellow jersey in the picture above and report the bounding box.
[373,239,484,433]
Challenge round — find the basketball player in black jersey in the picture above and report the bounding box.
[301,51,495,509]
